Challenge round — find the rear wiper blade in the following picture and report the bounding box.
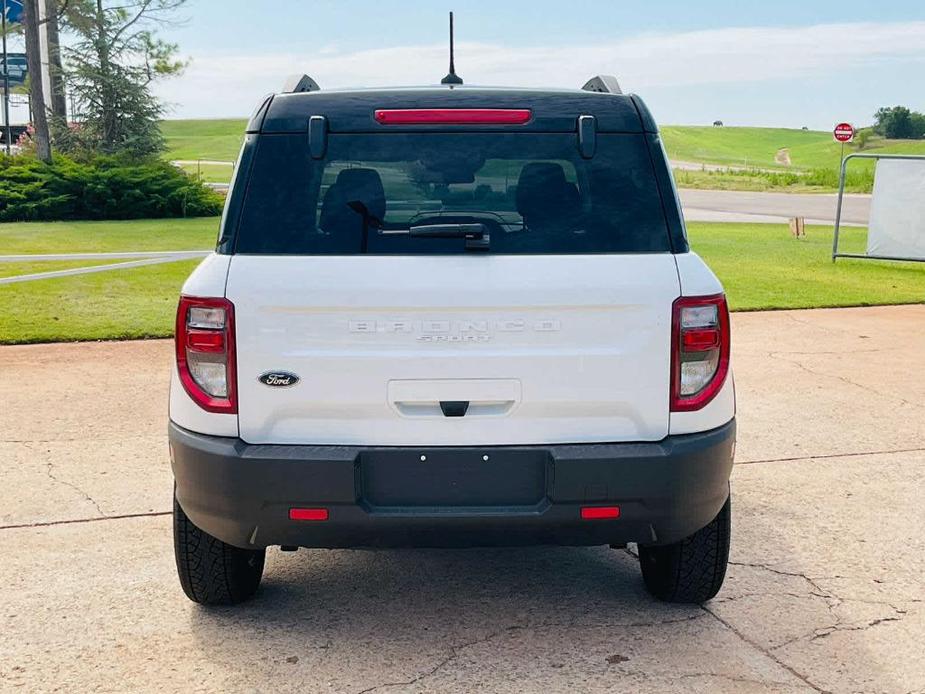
[408,223,490,251]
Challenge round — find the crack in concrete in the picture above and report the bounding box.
[780,312,854,335]
[726,561,915,653]
[762,348,888,356]
[354,614,708,693]
[767,351,922,410]
[727,561,840,594]
[45,460,106,517]
[737,447,925,466]
[678,671,797,688]
[1,433,161,444]
[354,627,517,694]
[809,611,907,643]
[0,510,171,531]
[701,604,831,693]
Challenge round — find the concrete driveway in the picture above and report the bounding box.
[1,305,923,693]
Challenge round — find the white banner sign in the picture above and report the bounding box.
[867,159,925,260]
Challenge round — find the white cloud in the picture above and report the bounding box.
[153,21,925,118]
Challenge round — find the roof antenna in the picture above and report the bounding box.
[441,12,463,85]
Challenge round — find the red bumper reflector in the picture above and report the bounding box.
[581,506,621,520]
[374,108,532,125]
[289,508,329,521]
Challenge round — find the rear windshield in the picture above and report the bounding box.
[233,133,671,254]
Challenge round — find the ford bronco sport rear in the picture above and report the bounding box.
[169,75,735,606]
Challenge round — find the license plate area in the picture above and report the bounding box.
[360,449,548,508]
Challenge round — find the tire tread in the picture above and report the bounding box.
[173,495,265,605]
[639,494,731,603]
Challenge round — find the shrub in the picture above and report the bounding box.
[0,153,224,222]
[671,165,875,193]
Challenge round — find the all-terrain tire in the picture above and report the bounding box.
[638,494,730,603]
[173,494,265,605]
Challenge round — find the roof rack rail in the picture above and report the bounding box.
[282,74,321,93]
[581,75,622,95]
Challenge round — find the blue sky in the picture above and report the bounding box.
[143,0,925,127]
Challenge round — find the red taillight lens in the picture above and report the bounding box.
[175,296,237,413]
[670,294,730,412]
[374,108,532,125]
[186,330,225,352]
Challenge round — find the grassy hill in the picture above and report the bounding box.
[162,119,925,191]
[660,126,925,170]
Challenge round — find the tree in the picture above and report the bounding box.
[22,0,52,162]
[60,0,186,157]
[46,0,69,127]
[854,127,873,151]
[910,112,925,140]
[873,106,922,140]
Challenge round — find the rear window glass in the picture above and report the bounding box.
[234,133,670,254]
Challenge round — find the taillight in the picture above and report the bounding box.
[670,294,730,412]
[374,108,532,125]
[175,296,237,413]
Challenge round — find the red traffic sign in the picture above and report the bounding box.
[833,122,855,143]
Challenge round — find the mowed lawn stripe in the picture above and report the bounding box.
[0,259,134,280]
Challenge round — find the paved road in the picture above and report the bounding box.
[680,189,870,225]
[2,305,924,692]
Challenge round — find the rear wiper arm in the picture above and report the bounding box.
[408,223,490,251]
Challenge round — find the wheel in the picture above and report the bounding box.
[173,493,265,605]
[638,494,730,603]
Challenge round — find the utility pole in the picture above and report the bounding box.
[22,0,50,161]
[2,0,12,154]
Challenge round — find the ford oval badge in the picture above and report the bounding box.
[258,371,300,387]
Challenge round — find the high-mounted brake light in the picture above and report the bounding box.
[670,294,730,412]
[175,296,237,414]
[374,108,532,125]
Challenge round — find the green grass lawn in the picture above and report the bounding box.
[162,119,246,162]
[0,259,202,343]
[0,218,922,344]
[688,222,924,311]
[177,162,235,184]
[0,217,219,254]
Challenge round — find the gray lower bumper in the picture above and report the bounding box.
[170,419,735,549]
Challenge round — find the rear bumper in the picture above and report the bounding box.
[169,419,735,549]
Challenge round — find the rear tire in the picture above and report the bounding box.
[638,494,730,603]
[173,494,265,605]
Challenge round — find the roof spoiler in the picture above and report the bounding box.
[282,74,321,93]
[581,75,622,95]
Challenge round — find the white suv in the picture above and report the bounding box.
[169,76,735,606]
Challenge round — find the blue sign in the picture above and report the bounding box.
[3,0,24,24]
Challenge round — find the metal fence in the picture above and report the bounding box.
[832,153,925,263]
